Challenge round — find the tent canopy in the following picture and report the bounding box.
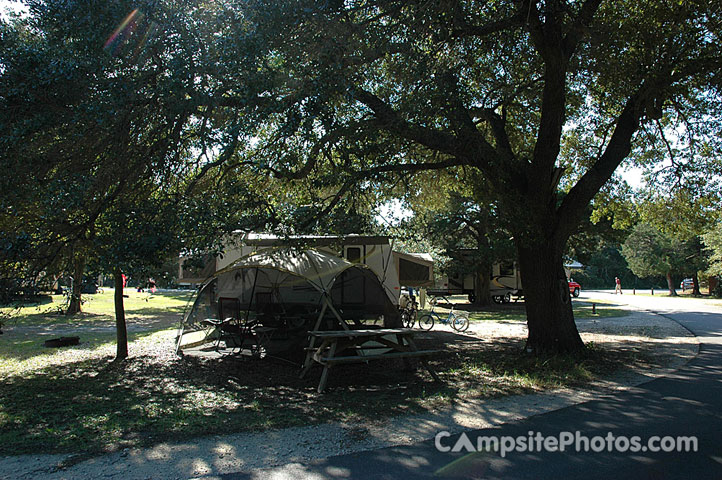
[213,248,360,294]
[176,248,399,351]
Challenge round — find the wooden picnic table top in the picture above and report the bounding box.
[302,327,439,393]
[308,328,414,339]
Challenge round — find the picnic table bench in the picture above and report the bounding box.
[300,328,441,393]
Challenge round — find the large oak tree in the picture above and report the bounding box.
[198,0,720,352]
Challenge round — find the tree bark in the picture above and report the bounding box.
[666,272,678,296]
[66,254,86,315]
[692,272,701,296]
[473,263,492,306]
[114,269,129,360]
[517,243,584,354]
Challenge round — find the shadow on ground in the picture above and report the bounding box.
[0,317,696,457]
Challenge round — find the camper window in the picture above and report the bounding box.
[500,261,514,277]
[346,247,362,263]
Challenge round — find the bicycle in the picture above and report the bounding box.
[399,295,419,328]
[418,296,470,332]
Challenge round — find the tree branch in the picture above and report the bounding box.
[362,158,466,176]
[352,88,504,177]
[352,89,461,157]
[556,90,647,239]
[474,108,515,160]
[184,133,239,195]
[451,13,523,39]
[562,0,603,56]
[655,118,677,165]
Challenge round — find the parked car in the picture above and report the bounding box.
[569,280,581,298]
[680,278,694,290]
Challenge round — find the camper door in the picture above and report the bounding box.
[341,246,365,304]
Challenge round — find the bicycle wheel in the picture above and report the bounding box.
[451,313,470,332]
[418,314,435,331]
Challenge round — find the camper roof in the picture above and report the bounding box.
[232,232,391,247]
[399,252,434,264]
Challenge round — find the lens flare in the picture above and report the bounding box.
[104,9,140,50]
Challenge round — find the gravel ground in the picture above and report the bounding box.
[0,305,698,480]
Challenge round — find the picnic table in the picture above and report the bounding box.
[300,328,441,393]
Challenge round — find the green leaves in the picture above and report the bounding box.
[702,222,722,277]
[621,222,700,281]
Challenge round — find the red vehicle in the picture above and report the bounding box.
[569,280,581,298]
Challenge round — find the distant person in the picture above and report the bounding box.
[408,286,416,303]
[615,276,622,294]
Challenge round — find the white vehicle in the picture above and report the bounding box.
[430,257,582,303]
[431,260,522,303]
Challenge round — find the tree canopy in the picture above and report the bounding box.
[703,223,722,279]
[2,0,721,353]
[622,222,704,295]
[189,0,721,352]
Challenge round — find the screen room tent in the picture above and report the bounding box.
[176,248,400,353]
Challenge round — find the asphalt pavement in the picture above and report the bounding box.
[220,291,722,480]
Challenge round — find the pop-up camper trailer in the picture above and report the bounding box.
[178,234,434,306]
[176,248,400,353]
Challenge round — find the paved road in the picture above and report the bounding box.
[224,292,722,479]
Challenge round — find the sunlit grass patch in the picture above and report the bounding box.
[1,289,193,327]
[573,303,630,319]
[0,330,172,377]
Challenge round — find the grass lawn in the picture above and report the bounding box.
[0,289,194,377]
[1,289,194,327]
[0,291,646,457]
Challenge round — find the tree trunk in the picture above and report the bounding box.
[517,244,584,354]
[66,254,86,315]
[473,263,492,306]
[114,269,129,361]
[666,272,677,296]
[691,272,701,296]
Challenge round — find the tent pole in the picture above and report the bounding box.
[380,240,399,304]
[244,267,260,323]
[174,324,185,355]
[325,295,350,331]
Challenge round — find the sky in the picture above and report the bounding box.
[620,165,645,189]
[0,0,25,18]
